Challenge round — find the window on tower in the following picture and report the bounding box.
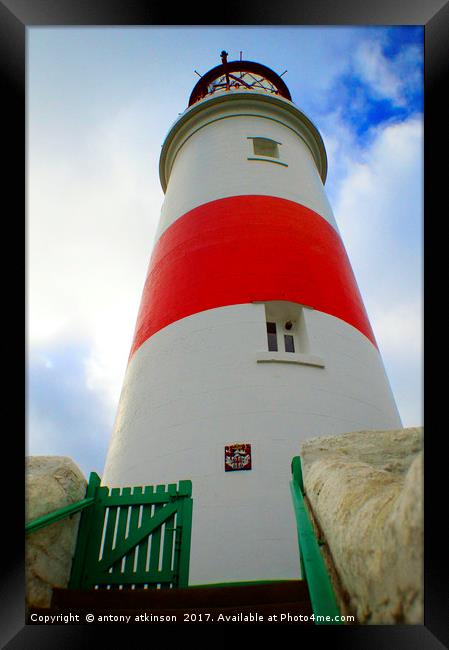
[267,312,304,353]
[284,334,295,353]
[266,322,278,351]
[257,302,325,368]
[266,320,296,353]
[247,137,288,167]
[252,137,279,158]
[266,326,296,353]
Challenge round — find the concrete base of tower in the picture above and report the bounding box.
[103,303,402,585]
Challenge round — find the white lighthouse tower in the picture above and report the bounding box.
[103,52,402,586]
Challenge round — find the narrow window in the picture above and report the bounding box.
[284,334,295,353]
[252,138,279,159]
[266,322,278,351]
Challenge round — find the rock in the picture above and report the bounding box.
[25,456,87,608]
[300,428,423,624]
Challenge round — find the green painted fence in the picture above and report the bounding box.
[290,456,343,625]
[69,472,193,590]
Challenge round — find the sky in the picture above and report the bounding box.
[27,26,423,479]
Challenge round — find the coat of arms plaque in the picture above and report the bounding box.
[224,443,252,471]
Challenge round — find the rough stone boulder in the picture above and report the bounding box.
[300,427,423,624]
[25,456,87,608]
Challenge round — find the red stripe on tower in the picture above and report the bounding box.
[130,195,376,359]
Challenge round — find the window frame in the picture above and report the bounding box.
[247,136,288,167]
[257,302,325,368]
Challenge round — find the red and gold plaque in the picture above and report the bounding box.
[225,444,252,471]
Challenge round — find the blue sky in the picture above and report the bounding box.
[27,26,423,479]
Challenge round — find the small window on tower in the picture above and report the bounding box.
[258,302,325,368]
[266,322,278,351]
[284,334,295,353]
[252,137,279,159]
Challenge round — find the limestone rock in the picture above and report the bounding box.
[300,428,423,624]
[25,456,87,608]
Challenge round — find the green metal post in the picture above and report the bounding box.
[68,472,102,589]
[290,456,343,625]
[176,480,193,588]
[25,497,95,535]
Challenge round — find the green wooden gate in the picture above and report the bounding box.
[69,472,193,590]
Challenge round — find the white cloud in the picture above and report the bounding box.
[351,37,422,108]
[27,338,113,476]
[353,40,403,104]
[28,101,164,415]
[332,115,423,426]
[372,300,422,362]
[334,116,423,266]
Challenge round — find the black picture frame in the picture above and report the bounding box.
[2,0,444,647]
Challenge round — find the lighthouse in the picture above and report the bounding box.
[102,52,402,586]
